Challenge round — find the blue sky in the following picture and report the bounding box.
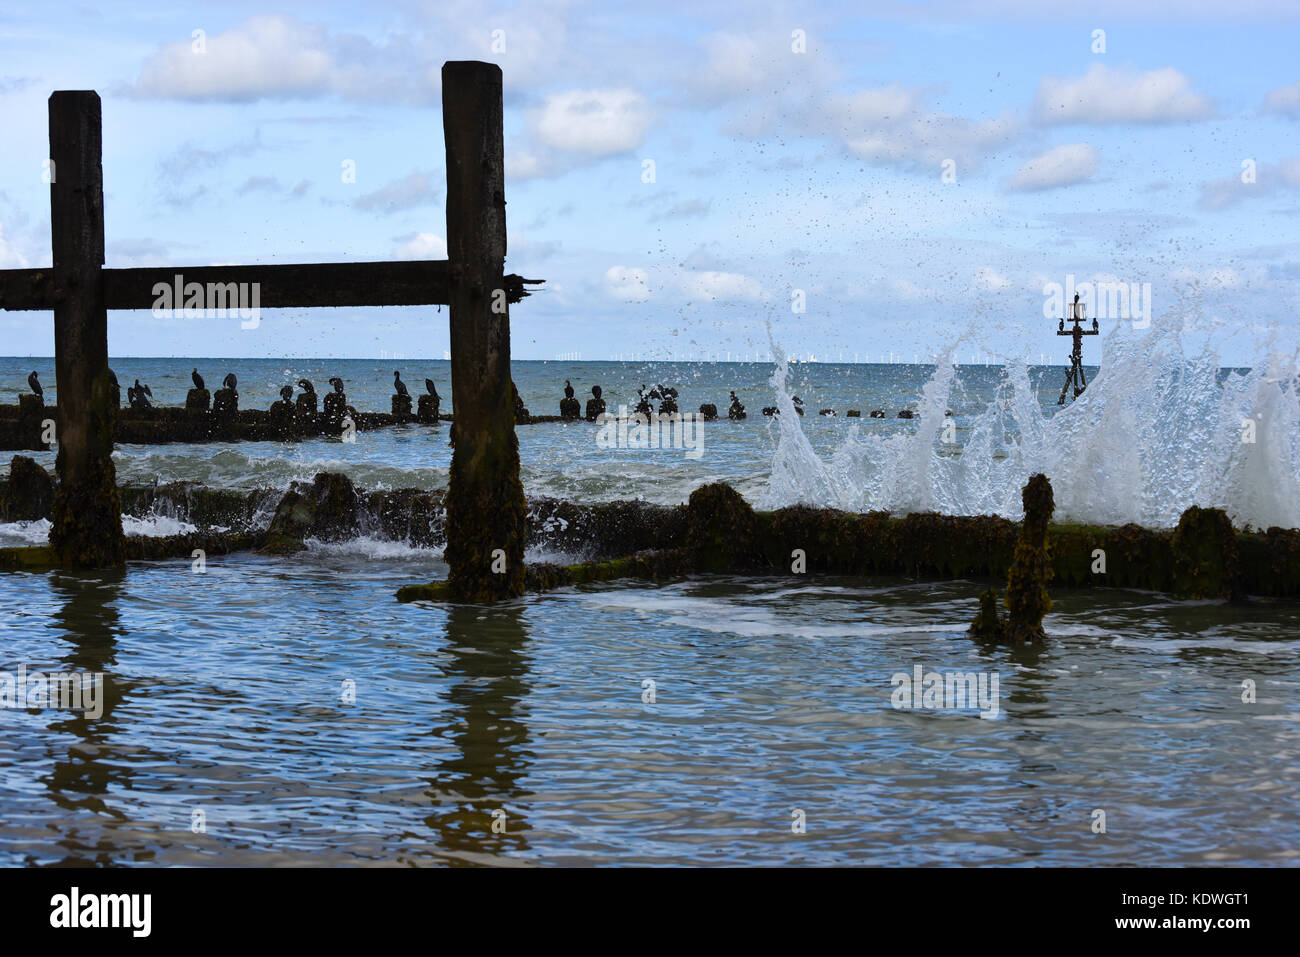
[1,0,1298,365]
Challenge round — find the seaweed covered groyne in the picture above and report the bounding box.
[3,457,1298,600]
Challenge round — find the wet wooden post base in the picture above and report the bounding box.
[47,91,125,567]
[441,61,526,602]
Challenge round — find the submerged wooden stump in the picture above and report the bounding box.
[1,455,54,521]
[417,393,440,423]
[1003,473,1054,643]
[17,393,47,451]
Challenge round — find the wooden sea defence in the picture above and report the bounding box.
[8,461,1290,601]
[0,62,542,593]
[0,404,573,449]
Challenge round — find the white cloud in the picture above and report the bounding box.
[692,33,770,104]
[684,270,765,302]
[132,17,340,101]
[688,29,833,111]
[1033,64,1213,124]
[974,266,1014,292]
[606,265,650,302]
[506,149,550,181]
[394,233,448,260]
[1263,80,1300,118]
[832,87,1019,170]
[529,89,651,157]
[1007,143,1099,191]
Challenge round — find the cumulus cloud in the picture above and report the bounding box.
[683,270,765,302]
[530,89,651,157]
[974,266,1014,291]
[688,29,832,111]
[394,232,448,259]
[130,15,434,102]
[1007,143,1099,191]
[132,17,340,101]
[1263,80,1300,118]
[508,88,652,180]
[1033,64,1213,124]
[606,265,650,302]
[682,29,1017,170]
[829,86,1019,171]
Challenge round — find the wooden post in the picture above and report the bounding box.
[441,62,526,602]
[47,91,124,566]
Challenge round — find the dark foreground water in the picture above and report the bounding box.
[1,554,1296,866]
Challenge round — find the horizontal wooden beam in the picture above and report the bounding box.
[0,269,55,310]
[0,261,543,311]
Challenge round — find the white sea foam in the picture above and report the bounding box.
[760,322,1300,528]
[0,519,51,545]
[121,514,202,537]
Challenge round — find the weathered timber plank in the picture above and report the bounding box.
[1,262,542,310]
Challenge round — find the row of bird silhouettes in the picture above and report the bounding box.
[188,369,239,392]
[24,369,168,408]
[22,369,440,409]
[392,371,440,400]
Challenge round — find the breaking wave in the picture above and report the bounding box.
[760,322,1300,529]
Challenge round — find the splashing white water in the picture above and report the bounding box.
[760,323,1300,528]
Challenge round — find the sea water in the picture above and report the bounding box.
[0,339,1297,866]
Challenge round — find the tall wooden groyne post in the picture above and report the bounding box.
[47,92,125,566]
[441,62,527,602]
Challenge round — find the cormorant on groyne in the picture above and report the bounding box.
[329,377,345,394]
[128,380,153,408]
[559,379,581,419]
[425,379,438,396]
[394,371,409,397]
[298,379,315,394]
[223,373,237,390]
[728,390,746,420]
[279,385,293,402]
[586,385,606,422]
[192,368,204,390]
[27,371,42,398]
